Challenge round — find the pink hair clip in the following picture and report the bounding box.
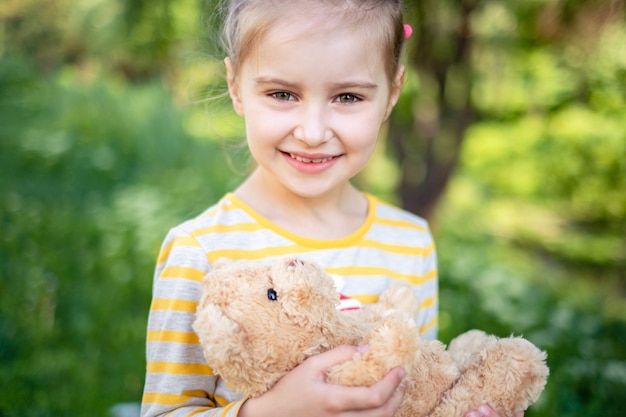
[404,23,413,40]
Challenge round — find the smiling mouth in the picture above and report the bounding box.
[287,152,335,164]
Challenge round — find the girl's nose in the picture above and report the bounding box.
[293,104,332,146]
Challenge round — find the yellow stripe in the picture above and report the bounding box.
[142,392,191,406]
[160,266,206,282]
[374,216,427,231]
[185,407,215,416]
[359,240,435,256]
[420,295,438,310]
[230,400,246,416]
[327,265,401,278]
[207,245,310,263]
[217,401,239,416]
[147,330,199,344]
[157,236,202,265]
[197,204,222,219]
[353,294,437,309]
[143,390,214,407]
[326,266,437,284]
[185,404,215,417]
[148,361,212,375]
[207,241,434,263]
[183,390,213,399]
[353,294,380,304]
[406,268,437,286]
[419,316,438,334]
[419,295,437,310]
[157,241,175,265]
[214,395,230,407]
[191,222,262,237]
[151,298,198,313]
[217,200,239,212]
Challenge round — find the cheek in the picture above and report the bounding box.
[341,117,383,154]
[244,103,294,138]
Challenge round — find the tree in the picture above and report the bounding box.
[389,0,626,221]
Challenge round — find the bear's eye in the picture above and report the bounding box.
[267,288,278,301]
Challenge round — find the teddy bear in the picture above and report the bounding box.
[193,257,549,417]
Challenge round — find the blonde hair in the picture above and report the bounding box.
[219,0,406,84]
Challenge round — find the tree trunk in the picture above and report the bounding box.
[388,0,479,221]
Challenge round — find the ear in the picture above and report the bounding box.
[384,64,405,121]
[225,57,244,116]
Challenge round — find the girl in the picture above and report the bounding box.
[141,1,522,417]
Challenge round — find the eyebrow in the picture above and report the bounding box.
[253,77,378,91]
[253,77,299,89]
[331,81,378,91]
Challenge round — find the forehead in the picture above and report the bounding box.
[241,13,388,86]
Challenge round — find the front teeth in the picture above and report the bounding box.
[290,153,333,163]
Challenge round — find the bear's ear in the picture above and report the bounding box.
[193,303,259,394]
[211,257,232,271]
[270,258,339,327]
[198,259,235,308]
[193,304,246,367]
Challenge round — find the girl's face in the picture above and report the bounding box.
[226,16,403,200]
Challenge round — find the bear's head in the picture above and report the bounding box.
[193,257,341,397]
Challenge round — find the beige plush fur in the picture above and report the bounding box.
[193,257,549,417]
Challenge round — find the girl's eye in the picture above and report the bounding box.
[334,93,360,104]
[271,92,295,101]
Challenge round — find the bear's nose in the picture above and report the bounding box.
[288,259,303,268]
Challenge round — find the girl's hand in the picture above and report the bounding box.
[465,404,524,417]
[239,345,407,417]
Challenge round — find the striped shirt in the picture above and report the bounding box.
[141,193,438,417]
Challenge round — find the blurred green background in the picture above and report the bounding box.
[0,0,624,416]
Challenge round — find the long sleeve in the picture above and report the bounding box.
[141,228,245,417]
[414,237,438,341]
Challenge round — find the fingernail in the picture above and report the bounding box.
[357,344,369,353]
[478,405,490,417]
[398,380,408,394]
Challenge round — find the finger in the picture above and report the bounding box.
[371,366,406,396]
[324,366,406,412]
[465,404,521,417]
[305,345,361,371]
[464,404,492,417]
[374,367,408,409]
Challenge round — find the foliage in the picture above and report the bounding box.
[431,8,626,416]
[0,53,243,416]
[436,229,626,417]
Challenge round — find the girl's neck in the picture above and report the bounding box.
[234,169,368,240]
